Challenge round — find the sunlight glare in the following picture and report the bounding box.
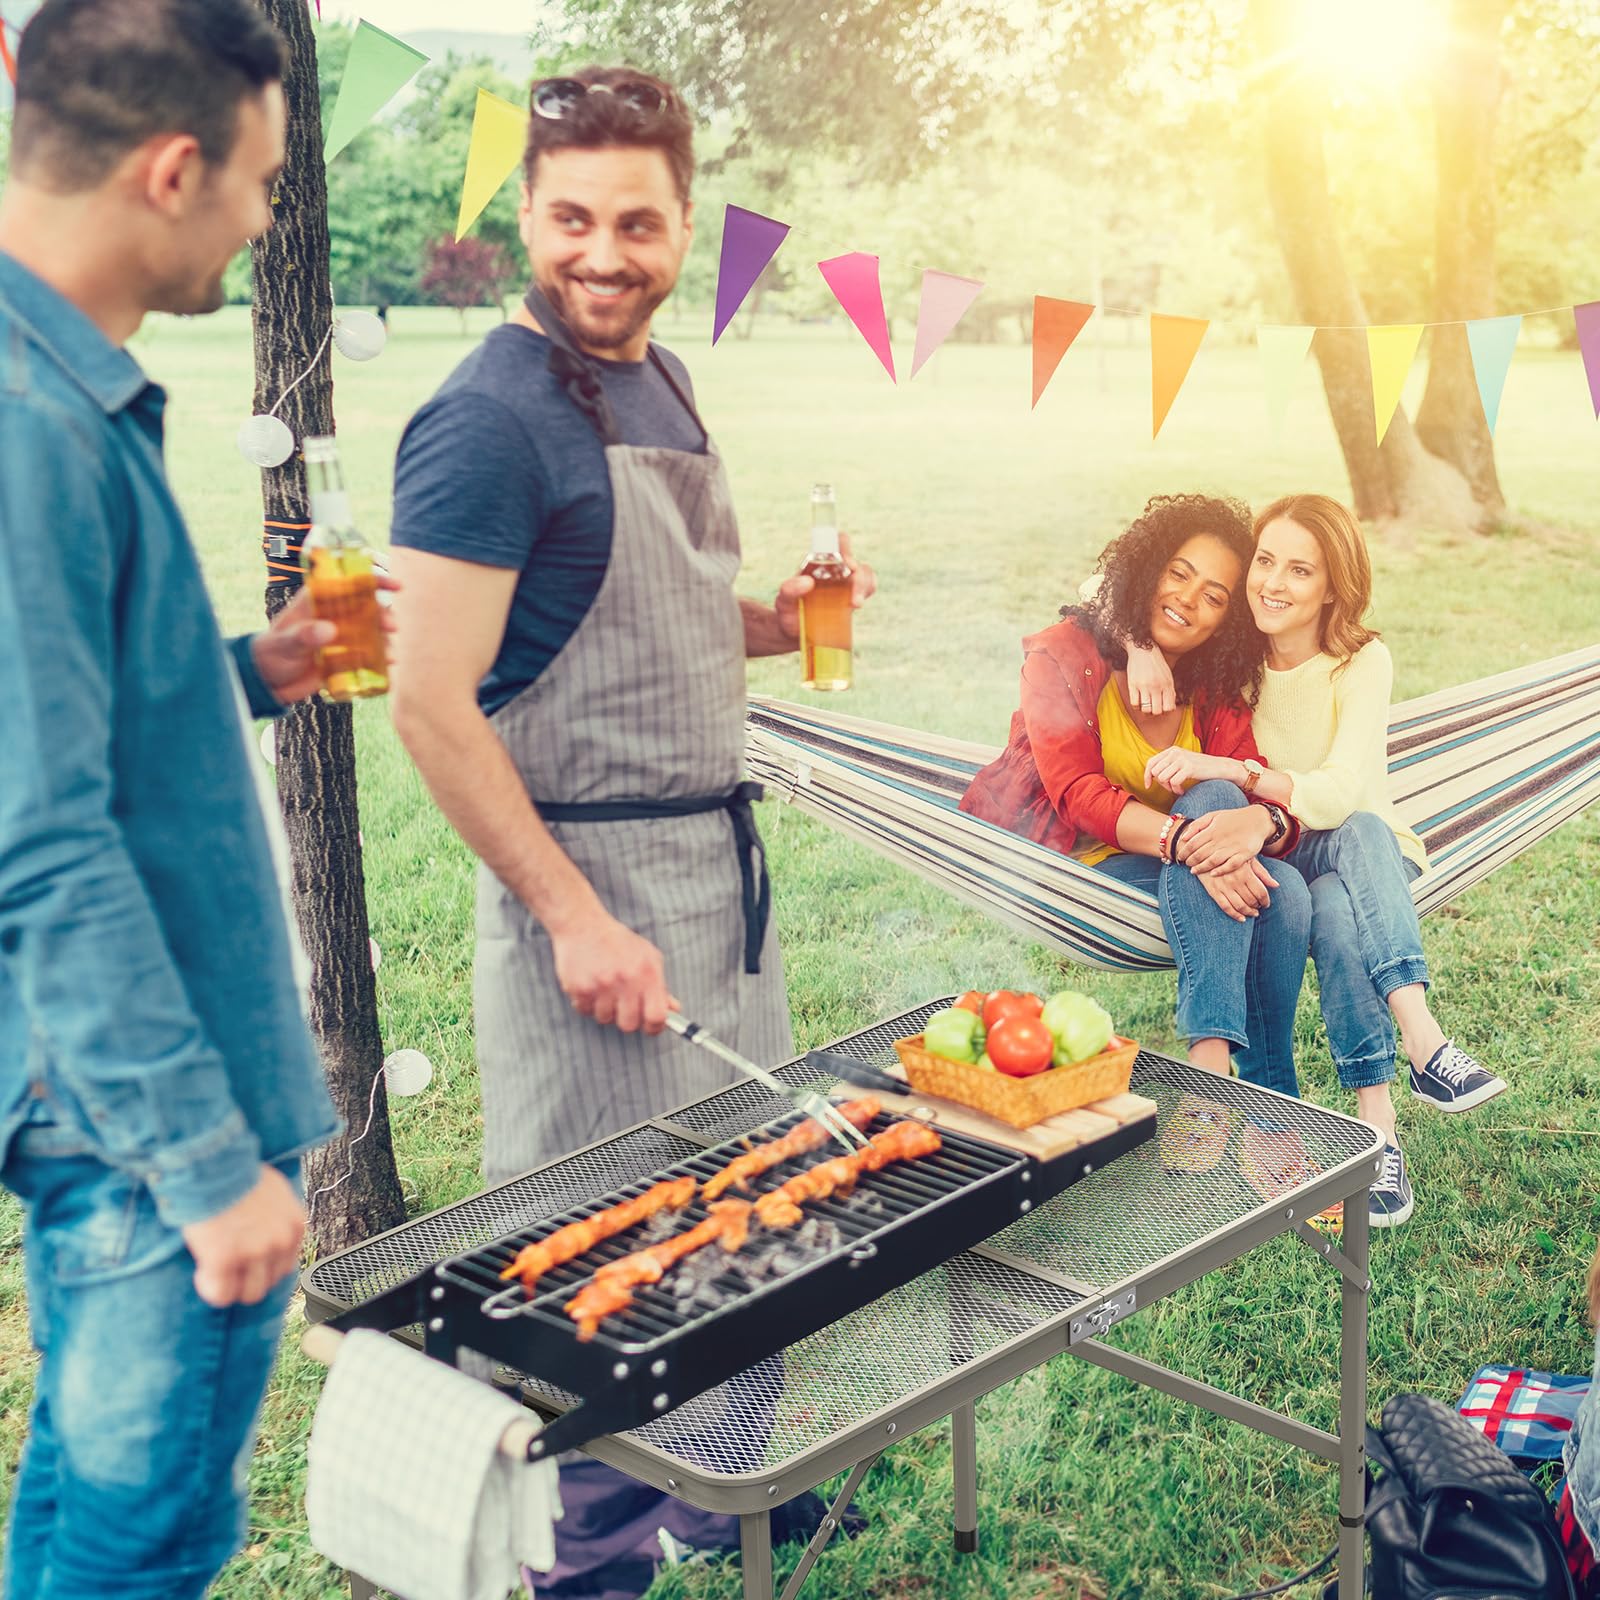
[1293,0,1447,90]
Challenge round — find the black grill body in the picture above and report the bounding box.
[325,1105,1152,1456]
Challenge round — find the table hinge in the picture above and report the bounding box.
[1068,1289,1136,1344]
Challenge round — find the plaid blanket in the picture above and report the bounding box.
[1458,1364,1591,1463]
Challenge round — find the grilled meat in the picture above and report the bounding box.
[754,1120,942,1229]
[568,1199,753,1340]
[701,1096,881,1201]
[499,1175,697,1294]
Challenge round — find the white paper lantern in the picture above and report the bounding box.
[237,412,295,468]
[383,1048,433,1097]
[259,724,276,765]
[333,310,387,362]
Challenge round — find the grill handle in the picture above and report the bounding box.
[803,1048,908,1097]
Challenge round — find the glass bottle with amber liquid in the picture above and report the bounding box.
[302,435,388,701]
[798,483,852,691]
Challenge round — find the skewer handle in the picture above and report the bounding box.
[301,1325,543,1460]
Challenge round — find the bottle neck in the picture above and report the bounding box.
[809,521,840,559]
[310,487,354,532]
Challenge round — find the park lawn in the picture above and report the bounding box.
[1,304,1597,1599]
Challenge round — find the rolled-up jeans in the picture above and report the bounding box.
[2,1098,298,1600]
[1281,811,1428,1091]
[1094,779,1311,1097]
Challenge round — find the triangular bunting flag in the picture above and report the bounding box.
[1367,323,1425,445]
[817,253,895,381]
[1574,303,1600,418]
[455,89,528,240]
[1151,314,1209,438]
[0,18,15,87]
[323,21,428,164]
[1257,325,1315,435]
[911,270,984,379]
[1464,315,1521,435]
[713,206,790,344]
[1031,298,1093,408]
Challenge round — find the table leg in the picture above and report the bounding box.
[348,1576,381,1600]
[1337,1188,1370,1598]
[741,1510,775,1600]
[951,1401,978,1553]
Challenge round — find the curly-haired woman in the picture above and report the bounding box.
[961,494,1311,1163]
[1132,492,1506,1227]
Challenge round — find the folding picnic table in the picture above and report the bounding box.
[303,999,1384,1600]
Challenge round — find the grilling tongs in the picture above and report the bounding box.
[664,1012,904,1153]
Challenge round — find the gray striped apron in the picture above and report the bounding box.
[475,340,793,1182]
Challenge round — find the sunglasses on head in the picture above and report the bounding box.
[531,77,674,121]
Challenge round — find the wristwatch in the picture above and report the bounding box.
[1262,803,1289,848]
[1239,758,1264,795]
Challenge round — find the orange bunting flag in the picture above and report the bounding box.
[1031,298,1094,408]
[1150,314,1209,438]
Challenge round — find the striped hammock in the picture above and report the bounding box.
[746,643,1600,974]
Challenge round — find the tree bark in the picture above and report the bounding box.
[252,0,407,1255]
[1412,0,1509,520]
[1250,0,1482,534]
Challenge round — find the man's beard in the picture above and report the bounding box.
[541,272,667,353]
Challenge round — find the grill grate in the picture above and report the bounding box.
[437,1108,1020,1353]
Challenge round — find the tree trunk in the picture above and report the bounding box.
[1412,0,1509,520]
[1250,0,1481,534]
[252,0,406,1256]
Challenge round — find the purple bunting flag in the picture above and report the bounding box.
[713,205,790,344]
[1575,302,1600,418]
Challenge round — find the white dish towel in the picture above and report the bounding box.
[306,1329,562,1600]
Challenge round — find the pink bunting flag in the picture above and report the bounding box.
[817,253,896,382]
[910,270,983,379]
[1574,303,1600,418]
[713,205,790,344]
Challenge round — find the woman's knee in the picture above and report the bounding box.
[1175,778,1246,817]
[1333,810,1399,856]
[1266,860,1313,938]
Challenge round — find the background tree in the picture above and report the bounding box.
[251,0,406,1256]
[419,233,516,329]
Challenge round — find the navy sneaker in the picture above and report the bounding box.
[1369,1143,1414,1228]
[1409,1040,1507,1114]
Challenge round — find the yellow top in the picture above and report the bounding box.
[1076,679,1200,866]
[1251,640,1428,871]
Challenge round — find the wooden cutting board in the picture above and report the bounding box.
[869,1078,1157,1163]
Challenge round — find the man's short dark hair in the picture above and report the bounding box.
[11,0,286,192]
[522,65,694,203]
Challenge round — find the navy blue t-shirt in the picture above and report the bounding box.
[390,324,706,714]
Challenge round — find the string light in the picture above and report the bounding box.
[306,1049,434,1223]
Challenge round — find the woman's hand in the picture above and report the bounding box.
[1144,747,1237,795]
[1195,857,1277,922]
[1176,806,1273,875]
[1126,641,1176,716]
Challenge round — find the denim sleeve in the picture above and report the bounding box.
[0,397,262,1227]
[227,632,289,720]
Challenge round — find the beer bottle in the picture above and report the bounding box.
[798,483,853,691]
[302,436,388,701]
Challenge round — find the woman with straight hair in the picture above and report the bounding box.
[1132,492,1506,1228]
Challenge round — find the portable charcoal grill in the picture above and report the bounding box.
[321,1100,1153,1458]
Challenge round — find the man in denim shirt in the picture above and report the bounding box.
[0,3,339,1595]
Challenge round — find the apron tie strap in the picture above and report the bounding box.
[534,784,772,974]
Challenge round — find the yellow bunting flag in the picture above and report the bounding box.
[1256,325,1315,437]
[1150,314,1209,438]
[1367,324,1425,445]
[456,89,530,241]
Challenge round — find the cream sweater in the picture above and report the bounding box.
[1251,639,1428,871]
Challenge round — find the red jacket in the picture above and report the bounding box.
[960,617,1294,857]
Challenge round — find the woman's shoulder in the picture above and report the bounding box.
[1022,613,1100,664]
[1336,637,1394,688]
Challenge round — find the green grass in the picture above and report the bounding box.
[3,304,1598,1599]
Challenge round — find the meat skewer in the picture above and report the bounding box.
[568,1199,752,1340]
[701,1095,881,1201]
[754,1121,942,1229]
[499,1175,697,1294]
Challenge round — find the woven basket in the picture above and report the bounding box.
[893,1033,1139,1129]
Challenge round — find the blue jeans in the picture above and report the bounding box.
[1565,1325,1600,1560]
[1095,780,1311,1097]
[2,1100,298,1600]
[1282,812,1428,1090]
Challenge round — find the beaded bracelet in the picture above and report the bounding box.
[1156,812,1179,864]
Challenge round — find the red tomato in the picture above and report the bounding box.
[982,990,1044,1030]
[953,990,986,1015]
[986,1016,1055,1077]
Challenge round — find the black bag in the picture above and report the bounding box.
[1339,1392,1576,1599]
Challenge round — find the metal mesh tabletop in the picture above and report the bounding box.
[303,1001,1381,1504]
